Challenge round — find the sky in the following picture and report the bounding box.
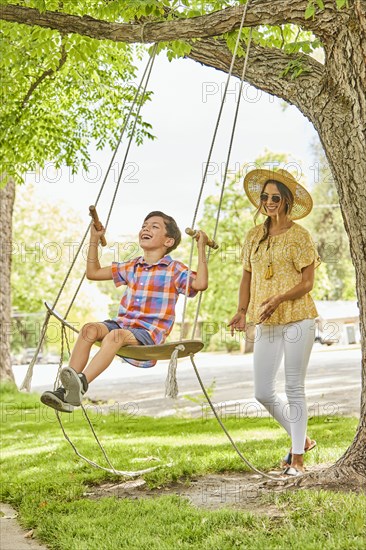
[23,52,320,241]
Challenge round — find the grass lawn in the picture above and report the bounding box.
[1,383,365,549]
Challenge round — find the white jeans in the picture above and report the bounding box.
[253,319,315,455]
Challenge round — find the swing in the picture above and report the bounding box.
[44,300,204,361]
[21,0,284,482]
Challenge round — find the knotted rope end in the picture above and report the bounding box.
[165,344,185,399]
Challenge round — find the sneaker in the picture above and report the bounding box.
[60,367,89,406]
[40,387,74,413]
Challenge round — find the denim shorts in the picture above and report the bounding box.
[102,320,154,346]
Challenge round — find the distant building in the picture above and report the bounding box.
[314,300,360,345]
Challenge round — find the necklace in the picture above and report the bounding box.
[265,238,274,279]
[264,222,293,279]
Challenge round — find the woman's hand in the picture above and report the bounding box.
[259,295,282,323]
[228,311,247,336]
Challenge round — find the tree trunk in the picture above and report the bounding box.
[308,7,366,482]
[0,177,16,383]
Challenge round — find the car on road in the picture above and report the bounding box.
[314,321,339,346]
[20,348,44,364]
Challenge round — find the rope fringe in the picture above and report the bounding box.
[165,344,185,398]
[20,311,51,392]
[20,354,37,393]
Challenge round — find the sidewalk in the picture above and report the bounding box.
[0,504,48,550]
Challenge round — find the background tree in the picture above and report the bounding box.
[0,0,365,484]
[304,144,356,301]
[0,177,15,381]
[10,185,111,353]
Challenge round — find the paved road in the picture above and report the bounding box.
[16,345,361,418]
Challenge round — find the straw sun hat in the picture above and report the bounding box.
[243,168,313,220]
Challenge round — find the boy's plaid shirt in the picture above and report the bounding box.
[111,255,197,348]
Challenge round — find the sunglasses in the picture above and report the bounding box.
[260,193,282,204]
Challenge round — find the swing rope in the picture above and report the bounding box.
[179,0,252,342]
[65,43,159,318]
[20,44,158,391]
[55,324,159,477]
[21,44,163,476]
[191,28,253,340]
[190,354,282,481]
[55,411,159,477]
[172,15,282,481]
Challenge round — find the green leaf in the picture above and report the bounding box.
[305,4,316,19]
[34,0,47,13]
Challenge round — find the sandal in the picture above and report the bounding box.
[281,439,317,468]
[283,466,304,477]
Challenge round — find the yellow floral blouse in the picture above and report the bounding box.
[242,223,320,325]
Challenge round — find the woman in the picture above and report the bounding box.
[229,168,320,476]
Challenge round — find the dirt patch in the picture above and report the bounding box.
[85,467,332,516]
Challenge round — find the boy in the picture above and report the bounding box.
[41,211,209,412]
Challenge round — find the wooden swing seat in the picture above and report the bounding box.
[44,302,204,361]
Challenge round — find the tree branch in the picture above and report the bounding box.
[21,41,67,108]
[0,40,68,149]
[0,1,342,43]
[187,38,324,117]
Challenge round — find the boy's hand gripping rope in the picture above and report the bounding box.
[185,228,219,250]
[89,205,107,247]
